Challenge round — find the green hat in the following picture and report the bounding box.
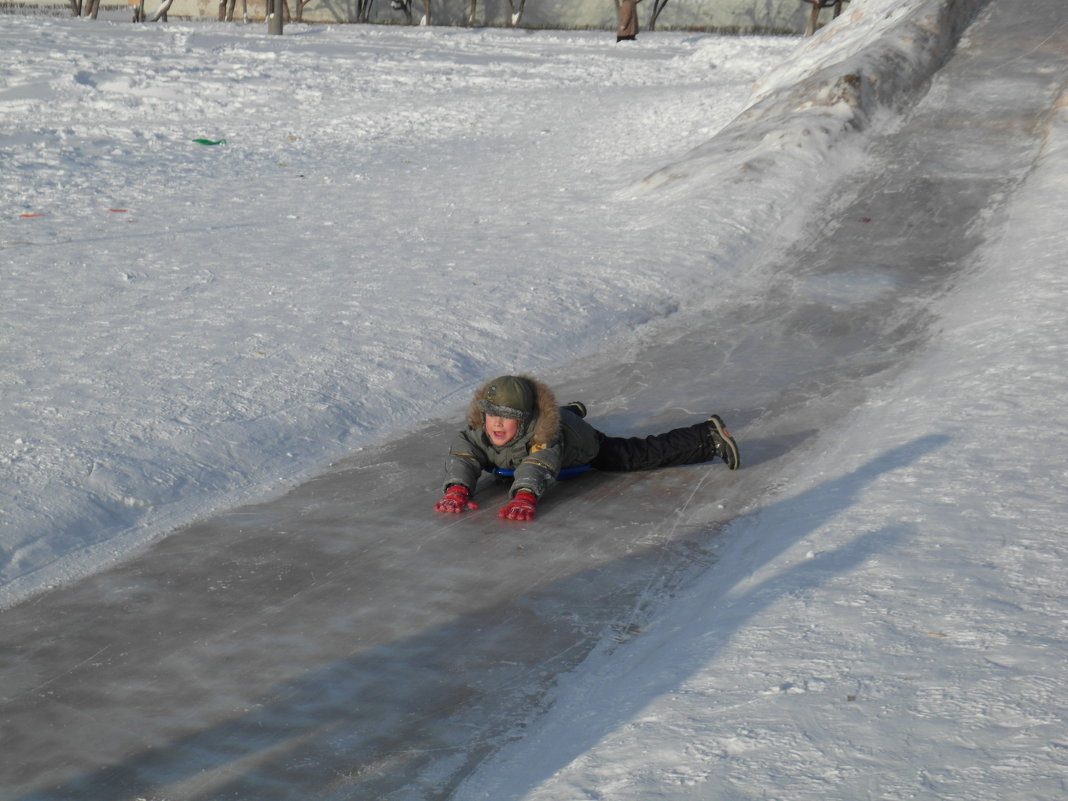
[478,375,535,421]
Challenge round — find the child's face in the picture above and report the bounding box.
[485,415,520,447]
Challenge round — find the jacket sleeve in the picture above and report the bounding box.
[442,430,488,493]
[510,441,562,498]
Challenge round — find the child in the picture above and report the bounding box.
[434,374,739,521]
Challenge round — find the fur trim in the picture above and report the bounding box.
[468,374,560,448]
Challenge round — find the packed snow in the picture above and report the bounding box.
[3,0,1067,798]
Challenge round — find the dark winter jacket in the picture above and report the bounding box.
[442,376,601,498]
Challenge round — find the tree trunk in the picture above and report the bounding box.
[395,0,413,24]
[648,0,669,31]
[804,0,819,35]
[151,0,175,22]
[507,0,525,26]
[805,0,845,35]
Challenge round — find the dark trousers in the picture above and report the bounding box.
[591,422,710,472]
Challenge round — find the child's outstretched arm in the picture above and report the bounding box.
[495,442,563,522]
[509,443,561,499]
[435,431,488,514]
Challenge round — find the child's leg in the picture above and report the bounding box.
[591,423,710,472]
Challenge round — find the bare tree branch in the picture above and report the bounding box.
[648,0,670,31]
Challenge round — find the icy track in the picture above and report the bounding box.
[3,0,1068,799]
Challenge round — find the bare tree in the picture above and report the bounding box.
[219,0,250,21]
[506,0,525,26]
[354,0,373,23]
[255,0,292,22]
[66,0,81,15]
[647,0,670,31]
[151,0,175,21]
[802,0,847,36]
[390,0,430,25]
[391,0,412,24]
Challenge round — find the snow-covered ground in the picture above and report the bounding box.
[3,0,1067,797]
[2,17,798,600]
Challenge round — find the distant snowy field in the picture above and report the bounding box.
[2,19,798,602]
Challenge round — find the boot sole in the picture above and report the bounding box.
[708,414,740,470]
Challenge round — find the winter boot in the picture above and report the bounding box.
[705,414,740,470]
[562,401,587,419]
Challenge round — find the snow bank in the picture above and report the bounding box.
[616,0,991,385]
[634,0,988,211]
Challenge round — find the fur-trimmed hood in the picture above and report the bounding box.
[467,374,561,449]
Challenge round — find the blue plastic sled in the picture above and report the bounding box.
[485,464,592,480]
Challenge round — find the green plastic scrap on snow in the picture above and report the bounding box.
[192,138,227,146]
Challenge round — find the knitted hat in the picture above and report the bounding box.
[477,375,536,421]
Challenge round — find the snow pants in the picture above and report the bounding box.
[590,421,711,472]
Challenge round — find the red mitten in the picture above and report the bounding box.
[498,490,538,521]
[434,485,479,514]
